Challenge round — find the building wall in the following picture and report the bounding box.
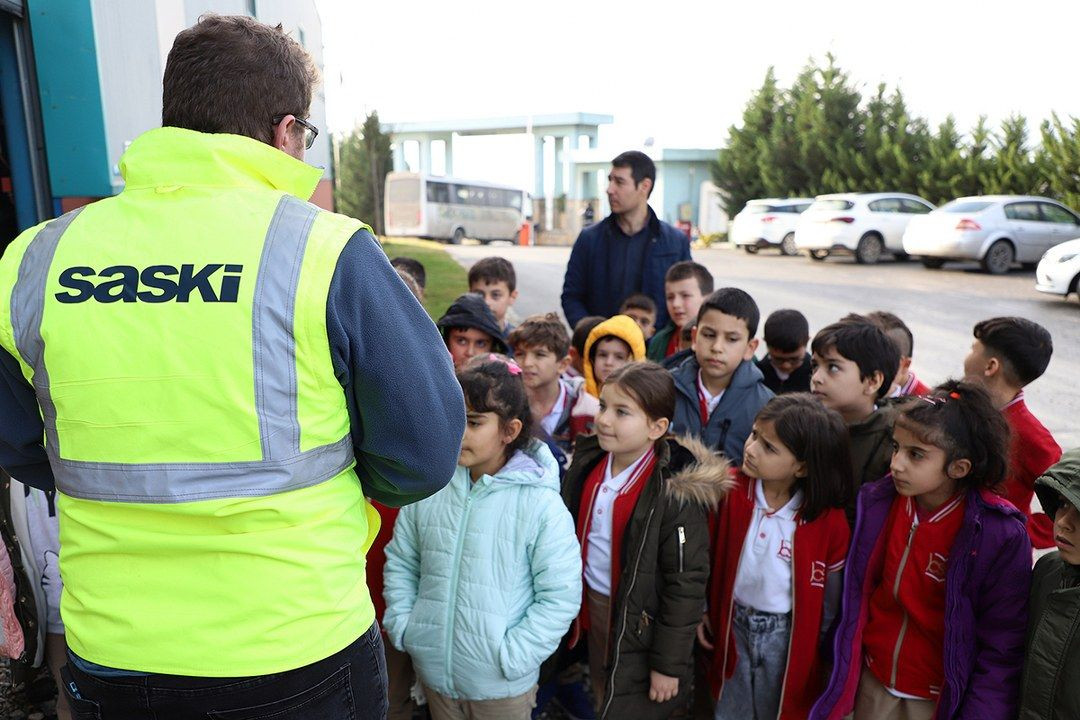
[30,0,332,209]
[656,161,709,226]
[90,0,169,194]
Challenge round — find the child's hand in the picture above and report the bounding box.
[696,613,714,650]
[648,671,679,703]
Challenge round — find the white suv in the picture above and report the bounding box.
[729,198,813,255]
[794,192,935,264]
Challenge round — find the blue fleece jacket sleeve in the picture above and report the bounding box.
[0,347,54,491]
[327,229,465,507]
[560,235,590,327]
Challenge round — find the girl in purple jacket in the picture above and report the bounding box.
[811,380,1032,720]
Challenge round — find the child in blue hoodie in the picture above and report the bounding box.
[669,288,774,464]
[383,357,582,720]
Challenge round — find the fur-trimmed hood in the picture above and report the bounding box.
[664,434,734,509]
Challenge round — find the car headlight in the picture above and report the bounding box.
[1059,253,1078,263]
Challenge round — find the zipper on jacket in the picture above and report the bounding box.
[718,539,747,687]
[601,505,656,718]
[443,483,479,695]
[888,521,918,689]
[775,538,797,717]
[677,525,685,573]
[717,418,732,455]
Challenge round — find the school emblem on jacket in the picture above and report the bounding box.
[924,552,948,582]
[810,560,826,588]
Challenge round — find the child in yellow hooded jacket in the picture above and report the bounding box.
[583,315,647,399]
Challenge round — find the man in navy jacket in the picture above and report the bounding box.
[560,151,692,329]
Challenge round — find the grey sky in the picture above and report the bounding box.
[317,0,1080,188]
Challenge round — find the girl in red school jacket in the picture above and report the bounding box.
[700,393,852,719]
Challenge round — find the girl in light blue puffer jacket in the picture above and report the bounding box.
[383,357,582,719]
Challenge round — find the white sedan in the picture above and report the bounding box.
[730,198,813,255]
[1036,237,1080,302]
[795,192,935,264]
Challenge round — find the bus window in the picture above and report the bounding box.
[387,177,420,203]
[427,181,449,204]
[453,185,470,204]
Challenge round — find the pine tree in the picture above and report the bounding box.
[984,115,1042,196]
[713,68,782,215]
[917,116,966,204]
[334,110,393,234]
[1037,114,1080,211]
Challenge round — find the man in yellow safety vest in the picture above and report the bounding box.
[0,14,463,719]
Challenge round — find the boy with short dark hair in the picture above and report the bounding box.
[437,292,509,369]
[647,261,713,362]
[468,256,519,333]
[390,256,426,295]
[1023,449,1080,718]
[810,315,900,490]
[619,293,657,340]
[866,310,930,397]
[756,308,813,395]
[669,288,773,464]
[508,313,598,457]
[964,316,1061,549]
[567,315,605,378]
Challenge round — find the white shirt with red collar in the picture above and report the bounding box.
[732,479,804,614]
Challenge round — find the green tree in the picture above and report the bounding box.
[788,54,864,196]
[1037,113,1080,211]
[983,115,1043,196]
[334,110,393,234]
[711,54,1080,213]
[955,115,995,198]
[916,116,966,204]
[712,67,782,215]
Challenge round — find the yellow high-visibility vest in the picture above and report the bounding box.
[0,127,380,676]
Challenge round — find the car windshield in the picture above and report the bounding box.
[940,200,993,213]
[810,199,855,211]
[743,203,775,214]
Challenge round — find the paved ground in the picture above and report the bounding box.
[447,242,1079,449]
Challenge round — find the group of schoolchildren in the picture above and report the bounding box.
[369,253,1078,720]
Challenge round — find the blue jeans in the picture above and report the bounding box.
[60,622,389,720]
[714,604,791,720]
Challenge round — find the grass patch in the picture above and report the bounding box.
[380,237,468,319]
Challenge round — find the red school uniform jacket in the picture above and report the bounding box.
[1003,392,1061,549]
[366,501,400,626]
[862,494,965,699]
[707,472,851,719]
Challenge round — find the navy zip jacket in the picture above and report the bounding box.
[0,228,465,508]
[669,354,774,465]
[561,207,691,328]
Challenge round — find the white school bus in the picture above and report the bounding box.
[384,172,529,244]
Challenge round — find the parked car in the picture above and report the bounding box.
[794,192,935,264]
[903,196,1080,274]
[1035,237,1080,302]
[730,198,813,255]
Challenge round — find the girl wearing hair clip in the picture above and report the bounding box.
[383,356,582,719]
[811,379,1032,720]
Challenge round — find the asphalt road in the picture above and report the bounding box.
[447,242,1079,449]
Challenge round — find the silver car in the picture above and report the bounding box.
[902,196,1080,274]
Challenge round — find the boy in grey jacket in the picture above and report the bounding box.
[668,288,773,465]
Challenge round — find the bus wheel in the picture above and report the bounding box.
[450,227,466,245]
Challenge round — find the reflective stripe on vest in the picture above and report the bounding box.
[10,195,354,503]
